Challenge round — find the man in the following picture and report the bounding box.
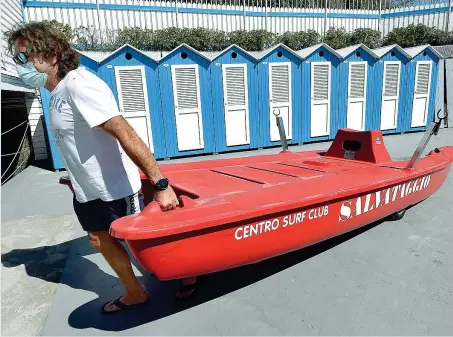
[6,22,197,313]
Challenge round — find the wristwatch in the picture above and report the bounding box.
[153,178,169,191]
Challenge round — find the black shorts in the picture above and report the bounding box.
[73,192,145,232]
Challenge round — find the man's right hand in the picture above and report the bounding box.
[153,186,180,211]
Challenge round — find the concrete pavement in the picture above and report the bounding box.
[1,166,78,336]
[1,129,453,335]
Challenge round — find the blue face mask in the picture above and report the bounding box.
[16,62,48,88]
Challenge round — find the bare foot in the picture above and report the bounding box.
[102,292,149,313]
[175,276,197,299]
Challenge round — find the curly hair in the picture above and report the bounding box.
[5,21,79,79]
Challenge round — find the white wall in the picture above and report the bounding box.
[25,93,48,160]
[1,0,24,78]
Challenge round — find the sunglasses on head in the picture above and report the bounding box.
[13,52,28,65]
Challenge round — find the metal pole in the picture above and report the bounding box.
[406,110,445,169]
[406,122,436,168]
[276,116,289,151]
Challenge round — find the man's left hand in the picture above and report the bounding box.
[154,186,180,211]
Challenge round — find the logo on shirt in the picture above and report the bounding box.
[50,96,68,114]
[50,96,70,147]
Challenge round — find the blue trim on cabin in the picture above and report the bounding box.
[39,88,66,170]
[209,46,260,153]
[25,1,449,18]
[371,47,411,135]
[337,47,378,132]
[78,55,99,75]
[301,46,341,143]
[257,46,302,148]
[157,46,215,158]
[403,48,439,133]
[97,46,167,159]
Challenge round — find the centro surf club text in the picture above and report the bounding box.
[233,174,431,241]
[339,174,431,222]
[234,206,329,240]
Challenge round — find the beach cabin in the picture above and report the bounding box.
[254,44,303,148]
[157,44,215,158]
[208,45,260,153]
[97,44,166,159]
[297,43,343,142]
[403,45,442,132]
[336,44,379,131]
[76,50,103,75]
[371,44,412,134]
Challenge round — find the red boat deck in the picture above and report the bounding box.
[114,129,453,241]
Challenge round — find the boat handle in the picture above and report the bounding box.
[144,195,196,213]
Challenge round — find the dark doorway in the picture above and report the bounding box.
[1,90,32,184]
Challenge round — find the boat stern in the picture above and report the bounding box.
[428,146,453,161]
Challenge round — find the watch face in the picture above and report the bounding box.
[156,178,169,190]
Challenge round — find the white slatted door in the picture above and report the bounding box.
[310,62,331,137]
[222,64,250,146]
[171,65,204,151]
[347,62,367,131]
[114,66,154,152]
[411,61,432,127]
[380,61,401,130]
[269,62,292,141]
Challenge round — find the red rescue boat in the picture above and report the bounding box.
[60,126,453,281]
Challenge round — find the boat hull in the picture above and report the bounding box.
[126,165,450,280]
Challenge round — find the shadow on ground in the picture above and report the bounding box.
[2,217,389,332]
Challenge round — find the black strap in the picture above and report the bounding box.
[111,296,128,309]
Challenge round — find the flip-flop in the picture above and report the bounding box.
[175,283,197,300]
[175,276,205,300]
[101,296,149,314]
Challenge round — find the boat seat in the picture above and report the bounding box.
[325,129,392,164]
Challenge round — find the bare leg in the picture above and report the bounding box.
[88,231,148,312]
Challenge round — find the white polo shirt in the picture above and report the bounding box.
[49,67,141,203]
